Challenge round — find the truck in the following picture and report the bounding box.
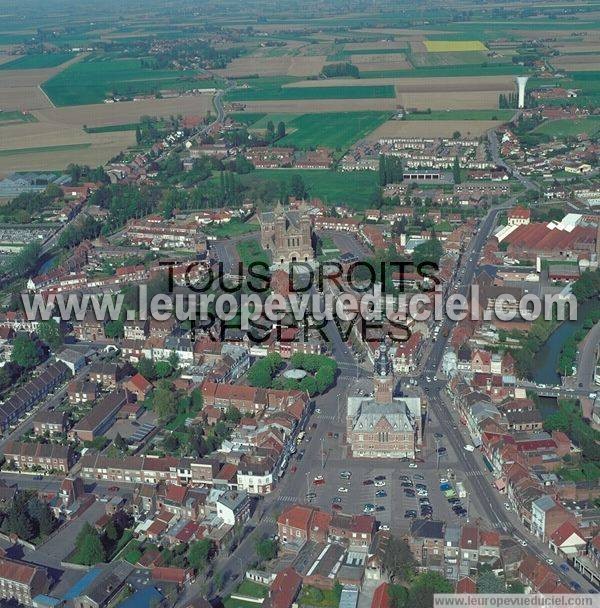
[456,481,467,499]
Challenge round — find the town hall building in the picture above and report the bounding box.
[346,342,423,459]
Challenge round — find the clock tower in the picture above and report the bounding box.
[374,342,395,404]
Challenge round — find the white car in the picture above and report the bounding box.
[380,524,390,531]
[546,558,554,565]
[314,475,324,482]
[463,444,475,452]
[315,408,321,414]
[338,487,348,493]
[409,463,418,469]
[504,502,511,510]
[374,480,386,487]
[519,540,528,547]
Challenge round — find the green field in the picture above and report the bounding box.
[276,111,391,151]
[236,239,269,267]
[408,51,510,68]
[0,53,75,70]
[0,143,91,157]
[229,112,267,125]
[406,109,514,121]
[237,169,379,209]
[533,116,600,138]
[83,123,139,133]
[204,218,259,238]
[225,77,395,101]
[0,111,38,124]
[42,54,202,106]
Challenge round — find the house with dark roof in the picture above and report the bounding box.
[409,519,445,572]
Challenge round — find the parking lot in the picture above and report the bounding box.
[282,393,484,533]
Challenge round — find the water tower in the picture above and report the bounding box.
[516,76,529,109]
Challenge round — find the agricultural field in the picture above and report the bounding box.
[225,77,395,102]
[0,110,37,124]
[423,40,488,52]
[42,54,204,106]
[366,119,506,140]
[0,53,75,70]
[405,109,514,121]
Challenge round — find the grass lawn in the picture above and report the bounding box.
[0,111,38,124]
[236,238,269,267]
[224,599,261,608]
[84,123,139,133]
[204,218,259,238]
[276,111,391,151]
[299,586,339,608]
[42,54,203,106]
[0,52,75,70]
[533,116,600,138]
[559,463,600,482]
[406,109,514,121]
[235,580,269,598]
[238,169,379,209]
[0,143,91,157]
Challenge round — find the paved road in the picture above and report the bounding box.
[487,130,539,191]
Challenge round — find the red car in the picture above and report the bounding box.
[108,486,119,492]
[291,466,297,473]
[332,504,342,511]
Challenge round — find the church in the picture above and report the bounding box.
[259,202,314,266]
[346,342,423,459]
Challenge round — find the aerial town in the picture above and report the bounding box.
[0,1,598,608]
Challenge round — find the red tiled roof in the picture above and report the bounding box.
[270,567,302,608]
[216,463,238,482]
[0,557,39,585]
[479,530,500,547]
[456,577,477,594]
[371,583,392,608]
[550,520,584,546]
[164,483,187,504]
[151,566,190,584]
[277,505,314,531]
[128,373,152,393]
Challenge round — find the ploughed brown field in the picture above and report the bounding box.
[365,119,505,140]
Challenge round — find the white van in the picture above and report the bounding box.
[463,444,475,452]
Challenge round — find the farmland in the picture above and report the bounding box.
[405,109,514,121]
[0,111,37,124]
[42,54,204,106]
[0,53,75,70]
[365,119,505,139]
[225,79,395,102]
[423,40,488,52]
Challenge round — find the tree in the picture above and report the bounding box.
[11,334,43,369]
[105,519,120,542]
[153,385,178,421]
[74,523,106,565]
[105,320,124,339]
[477,571,506,593]
[224,406,242,424]
[407,572,453,608]
[37,319,63,350]
[188,539,214,570]
[413,236,443,268]
[381,535,416,582]
[388,584,408,608]
[114,433,128,452]
[453,155,461,184]
[155,360,173,379]
[137,357,157,381]
[256,538,278,562]
[266,120,275,144]
[290,174,308,199]
[277,121,286,139]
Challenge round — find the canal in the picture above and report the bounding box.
[531,297,597,387]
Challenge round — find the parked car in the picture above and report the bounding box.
[332,504,342,511]
[332,497,342,504]
[363,479,374,486]
[374,480,386,487]
[375,490,387,498]
[409,463,418,468]
[374,475,386,481]
[338,486,349,493]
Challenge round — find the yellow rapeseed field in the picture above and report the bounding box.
[424,40,488,52]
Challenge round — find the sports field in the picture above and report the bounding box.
[0,53,76,70]
[533,116,600,138]
[424,40,488,52]
[42,54,203,106]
